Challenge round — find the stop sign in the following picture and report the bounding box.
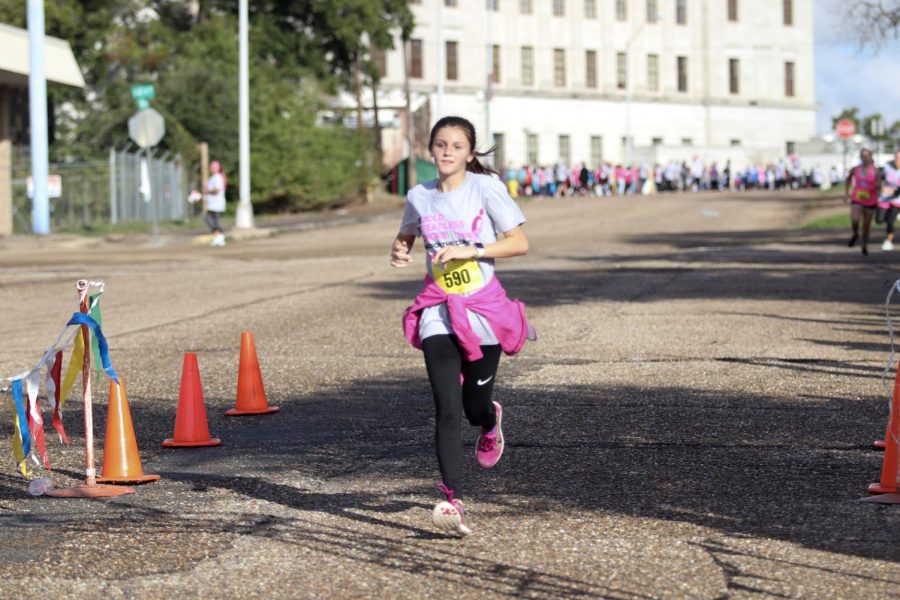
[835,118,856,140]
[128,108,166,148]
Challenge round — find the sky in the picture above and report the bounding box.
[814,0,900,134]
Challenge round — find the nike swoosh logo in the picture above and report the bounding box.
[477,376,493,386]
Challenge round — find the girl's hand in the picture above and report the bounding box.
[390,237,414,268]
[433,245,477,266]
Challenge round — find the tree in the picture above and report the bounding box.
[0,0,415,210]
[841,0,900,46]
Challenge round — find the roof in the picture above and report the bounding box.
[0,22,85,88]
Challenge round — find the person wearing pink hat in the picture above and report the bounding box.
[205,160,227,247]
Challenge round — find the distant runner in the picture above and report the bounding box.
[845,149,882,256]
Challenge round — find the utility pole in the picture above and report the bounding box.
[235,0,254,229]
[28,0,49,235]
[403,38,416,192]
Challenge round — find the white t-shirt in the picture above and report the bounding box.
[206,173,226,212]
[400,172,526,344]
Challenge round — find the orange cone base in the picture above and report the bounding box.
[861,493,900,504]
[96,473,161,485]
[868,482,898,494]
[225,406,279,416]
[45,484,136,498]
[874,440,887,449]
[163,437,221,447]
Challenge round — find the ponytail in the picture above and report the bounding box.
[467,146,499,176]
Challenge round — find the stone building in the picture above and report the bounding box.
[375,0,815,168]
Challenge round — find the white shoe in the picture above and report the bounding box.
[883,240,894,251]
[210,233,226,247]
[432,500,471,536]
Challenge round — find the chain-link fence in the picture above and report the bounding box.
[11,146,189,233]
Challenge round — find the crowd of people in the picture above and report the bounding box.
[500,156,842,198]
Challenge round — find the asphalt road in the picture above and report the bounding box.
[0,189,898,598]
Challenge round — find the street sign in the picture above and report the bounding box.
[128,108,166,149]
[26,175,62,199]
[131,83,155,110]
[836,118,856,140]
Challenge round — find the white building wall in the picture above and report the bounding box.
[379,0,816,166]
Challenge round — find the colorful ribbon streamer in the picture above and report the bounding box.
[66,312,118,384]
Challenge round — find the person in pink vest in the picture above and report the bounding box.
[389,116,534,536]
[844,148,882,256]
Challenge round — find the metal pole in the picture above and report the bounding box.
[625,47,632,167]
[437,0,444,120]
[109,146,117,224]
[235,0,255,229]
[28,0,50,235]
[485,1,493,166]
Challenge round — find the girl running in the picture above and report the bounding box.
[876,150,900,251]
[844,149,882,256]
[389,116,534,536]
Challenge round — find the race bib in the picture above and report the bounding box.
[857,190,871,202]
[431,259,484,294]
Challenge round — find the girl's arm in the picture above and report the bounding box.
[433,226,529,265]
[390,234,416,268]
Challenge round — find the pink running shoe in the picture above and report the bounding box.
[475,401,504,468]
[433,483,471,536]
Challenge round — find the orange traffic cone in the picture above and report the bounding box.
[873,367,900,449]
[163,353,221,447]
[226,331,279,416]
[869,361,900,494]
[97,378,160,485]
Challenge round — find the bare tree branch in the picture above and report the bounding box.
[843,0,900,48]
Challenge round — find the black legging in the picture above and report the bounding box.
[422,335,501,499]
[877,206,900,234]
[204,210,222,233]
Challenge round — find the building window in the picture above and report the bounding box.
[585,0,596,18]
[487,0,498,10]
[521,46,534,85]
[727,0,737,21]
[371,48,386,78]
[445,0,457,6]
[676,0,687,24]
[786,141,796,155]
[647,0,658,22]
[527,133,538,164]
[492,45,501,84]
[410,39,423,78]
[677,55,688,92]
[590,135,603,166]
[784,61,795,96]
[728,58,739,94]
[520,0,532,14]
[494,133,505,168]
[586,50,598,88]
[652,137,663,145]
[554,48,566,87]
[647,53,659,91]
[553,0,565,16]
[616,0,627,21]
[616,52,627,89]
[682,137,693,145]
[559,135,571,164]
[783,0,793,25]
[446,41,458,81]
[730,139,741,146]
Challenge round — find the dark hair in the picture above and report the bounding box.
[428,116,498,176]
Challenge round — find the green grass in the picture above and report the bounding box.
[798,211,851,230]
[54,218,208,237]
